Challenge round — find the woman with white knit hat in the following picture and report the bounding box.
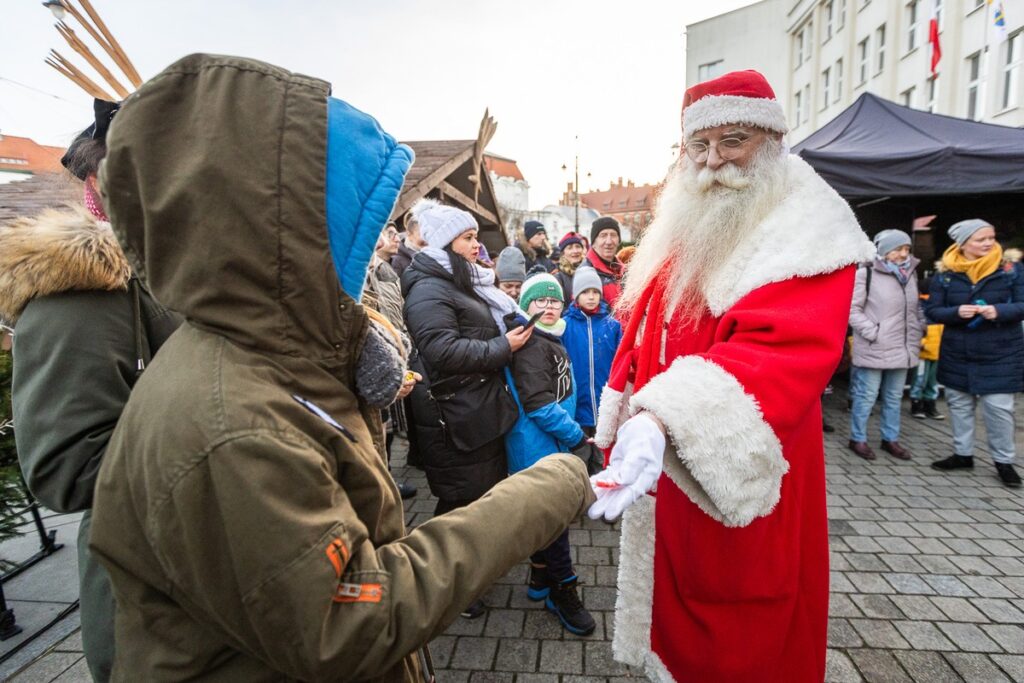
[401,198,535,618]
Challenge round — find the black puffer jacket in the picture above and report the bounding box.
[402,252,514,503]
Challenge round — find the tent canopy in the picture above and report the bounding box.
[793,93,1024,198]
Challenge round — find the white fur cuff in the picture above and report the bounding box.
[629,356,787,527]
[683,95,788,139]
[594,382,632,449]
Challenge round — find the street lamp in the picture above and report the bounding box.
[41,0,66,20]
[561,137,591,231]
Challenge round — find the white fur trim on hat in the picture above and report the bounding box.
[683,94,788,140]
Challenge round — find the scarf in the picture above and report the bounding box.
[517,308,566,337]
[942,243,1003,284]
[84,181,108,222]
[882,258,911,284]
[422,246,518,333]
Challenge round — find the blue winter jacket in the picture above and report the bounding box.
[504,314,585,474]
[562,302,623,427]
[925,261,1024,395]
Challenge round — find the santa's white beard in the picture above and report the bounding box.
[618,140,789,321]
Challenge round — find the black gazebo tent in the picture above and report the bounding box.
[794,93,1024,261]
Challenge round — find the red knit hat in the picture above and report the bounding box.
[681,69,788,140]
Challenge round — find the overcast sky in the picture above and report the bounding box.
[2,0,758,207]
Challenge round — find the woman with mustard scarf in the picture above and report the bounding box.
[925,219,1024,488]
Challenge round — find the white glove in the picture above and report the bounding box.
[587,412,665,521]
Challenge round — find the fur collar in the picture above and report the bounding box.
[0,206,131,323]
[702,155,875,317]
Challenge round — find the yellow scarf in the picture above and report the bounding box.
[941,243,1004,284]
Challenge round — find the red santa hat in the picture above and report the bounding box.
[681,69,788,140]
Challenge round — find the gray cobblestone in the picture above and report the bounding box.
[974,598,1024,624]
[824,648,863,682]
[930,596,989,623]
[849,618,911,649]
[884,573,934,595]
[923,574,976,597]
[583,641,627,677]
[936,622,1003,653]
[847,648,912,683]
[892,651,962,682]
[981,624,1024,653]
[943,652,1012,682]
[538,640,583,674]
[828,619,864,648]
[890,595,946,621]
[990,654,1024,680]
[892,621,958,650]
[451,637,498,670]
[493,639,538,672]
[484,610,525,638]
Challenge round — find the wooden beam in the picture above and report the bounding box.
[391,144,474,218]
[439,180,499,225]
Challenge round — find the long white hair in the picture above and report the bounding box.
[617,138,789,322]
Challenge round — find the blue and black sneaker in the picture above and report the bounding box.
[527,564,550,601]
[545,576,596,636]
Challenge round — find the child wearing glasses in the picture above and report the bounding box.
[502,273,596,636]
[562,266,623,475]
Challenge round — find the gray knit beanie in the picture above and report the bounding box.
[496,247,527,283]
[948,219,993,247]
[572,265,603,301]
[873,229,911,257]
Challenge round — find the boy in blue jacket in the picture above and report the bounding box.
[504,273,596,636]
[562,266,623,474]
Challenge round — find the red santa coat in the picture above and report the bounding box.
[595,156,874,682]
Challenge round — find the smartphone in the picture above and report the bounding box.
[522,312,544,330]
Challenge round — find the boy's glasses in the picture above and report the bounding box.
[533,297,564,309]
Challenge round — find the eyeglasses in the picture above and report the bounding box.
[383,229,399,240]
[532,297,564,310]
[684,134,755,163]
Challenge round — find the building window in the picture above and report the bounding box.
[795,21,813,67]
[838,0,846,30]
[698,60,724,81]
[927,75,939,112]
[823,0,834,43]
[971,0,984,10]
[967,50,986,120]
[821,67,831,109]
[935,0,943,30]
[901,86,916,107]
[802,85,811,122]
[876,25,886,74]
[858,37,870,84]
[793,90,803,127]
[1002,32,1022,110]
[834,58,844,102]
[906,1,919,53]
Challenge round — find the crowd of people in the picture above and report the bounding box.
[0,56,1021,683]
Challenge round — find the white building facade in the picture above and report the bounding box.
[687,0,1024,143]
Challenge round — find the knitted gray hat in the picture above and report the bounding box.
[572,265,603,301]
[948,219,993,247]
[873,229,912,257]
[496,247,527,283]
[412,198,478,249]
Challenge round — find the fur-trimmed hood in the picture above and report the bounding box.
[0,206,131,323]
[702,155,875,316]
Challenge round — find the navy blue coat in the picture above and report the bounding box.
[925,261,1024,395]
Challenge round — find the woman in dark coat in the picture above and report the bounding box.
[926,219,1024,488]
[402,199,533,521]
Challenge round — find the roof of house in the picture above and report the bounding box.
[0,135,65,175]
[580,181,657,213]
[483,153,524,181]
[0,173,79,223]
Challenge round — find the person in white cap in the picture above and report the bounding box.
[589,69,874,682]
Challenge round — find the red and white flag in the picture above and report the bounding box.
[929,1,942,75]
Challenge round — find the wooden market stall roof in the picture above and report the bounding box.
[391,112,508,254]
[0,173,78,223]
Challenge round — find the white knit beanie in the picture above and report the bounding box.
[411,198,478,249]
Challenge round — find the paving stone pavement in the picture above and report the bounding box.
[7,389,1023,681]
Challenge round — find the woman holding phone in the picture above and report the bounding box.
[926,219,1024,488]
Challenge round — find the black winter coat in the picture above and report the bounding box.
[390,241,418,278]
[402,253,514,503]
[925,262,1024,395]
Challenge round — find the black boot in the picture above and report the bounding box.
[460,598,486,619]
[923,400,945,420]
[528,564,550,601]
[396,481,417,500]
[931,454,974,471]
[545,577,596,636]
[910,399,926,419]
[996,463,1022,488]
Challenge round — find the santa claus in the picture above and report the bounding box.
[589,70,874,682]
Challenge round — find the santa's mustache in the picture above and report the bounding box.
[695,163,751,192]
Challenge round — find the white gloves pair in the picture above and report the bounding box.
[587,413,665,521]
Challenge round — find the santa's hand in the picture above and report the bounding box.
[587,413,665,521]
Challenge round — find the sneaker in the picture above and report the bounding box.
[910,399,927,419]
[931,454,974,471]
[397,482,417,500]
[545,577,596,636]
[996,463,1022,488]
[528,564,550,601]
[923,400,945,420]
[459,599,486,619]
